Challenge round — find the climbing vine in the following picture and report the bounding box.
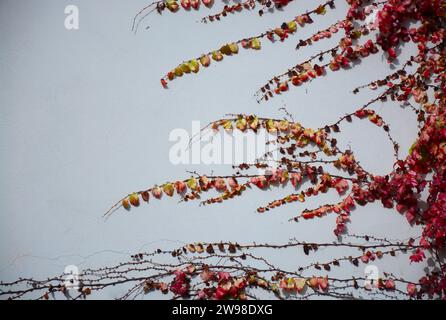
[1,0,445,300]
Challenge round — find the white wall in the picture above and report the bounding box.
[0,0,425,299]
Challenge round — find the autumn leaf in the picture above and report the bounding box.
[308,277,319,289]
[163,183,174,197]
[287,21,297,32]
[265,119,277,133]
[212,51,223,61]
[228,177,238,189]
[186,244,196,253]
[174,66,183,77]
[174,181,187,194]
[122,198,131,211]
[129,193,140,207]
[141,191,150,202]
[214,178,227,191]
[248,116,259,130]
[316,5,327,15]
[222,120,233,131]
[189,60,199,73]
[236,117,247,131]
[152,186,163,199]
[166,0,180,12]
[187,177,198,190]
[229,43,239,54]
[195,243,204,253]
[206,244,214,254]
[295,278,306,292]
[250,38,261,50]
[200,55,211,67]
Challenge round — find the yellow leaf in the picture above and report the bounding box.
[189,60,199,73]
[236,117,247,131]
[265,119,276,133]
[122,198,131,210]
[287,21,297,32]
[316,5,327,15]
[229,43,239,54]
[166,0,179,12]
[180,63,191,73]
[187,177,198,190]
[222,120,233,131]
[278,120,290,131]
[129,193,140,207]
[199,54,211,67]
[163,183,174,197]
[212,50,223,61]
[250,38,261,50]
[174,66,183,77]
